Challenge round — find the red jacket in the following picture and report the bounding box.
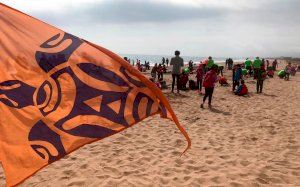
[239,85,248,96]
[203,70,217,88]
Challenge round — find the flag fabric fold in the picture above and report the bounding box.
[0,3,191,186]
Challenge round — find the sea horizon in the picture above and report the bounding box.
[119,53,249,65]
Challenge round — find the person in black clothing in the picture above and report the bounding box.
[157,64,163,80]
[225,58,229,69]
[188,60,194,71]
[228,58,233,70]
[256,64,266,93]
[162,57,165,65]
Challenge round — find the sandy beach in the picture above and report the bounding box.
[0,61,299,187]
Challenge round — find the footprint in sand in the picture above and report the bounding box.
[80,163,88,169]
[240,160,251,167]
[67,178,86,186]
[219,155,231,160]
[230,182,244,187]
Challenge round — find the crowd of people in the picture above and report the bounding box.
[124,51,299,109]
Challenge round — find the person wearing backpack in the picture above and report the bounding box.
[201,64,219,109]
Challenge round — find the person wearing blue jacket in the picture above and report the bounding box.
[233,64,242,92]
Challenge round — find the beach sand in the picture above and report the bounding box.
[0,61,299,186]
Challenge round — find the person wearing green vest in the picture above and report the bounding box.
[245,58,253,76]
[253,57,262,79]
[245,58,252,69]
[207,56,215,69]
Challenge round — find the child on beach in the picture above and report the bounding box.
[157,64,164,80]
[253,57,262,79]
[219,76,229,86]
[257,64,267,93]
[245,58,253,76]
[196,63,205,92]
[267,67,274,78]
[290,65,296,76]
[159,78,168,90]
[284,62,292,81]
[179,71,189,90]
[235,80,248,96]
[272,59,278,71]
[201,64,219,109]
[137,61,142,72]
[207,56,215,69]
[151,63,158,81]
[218,66,224,76]
[233,64,242,92]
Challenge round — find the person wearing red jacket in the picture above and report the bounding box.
[235,80,248,96]
[201,64,218,108]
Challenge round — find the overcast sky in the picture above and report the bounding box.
[2,0,300,57]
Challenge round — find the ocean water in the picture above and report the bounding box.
[120,54,246,66]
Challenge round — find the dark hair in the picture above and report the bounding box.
[211,64,218,71]
[175,50,180,56]
[241,80,245,84]
[208,56,212,60]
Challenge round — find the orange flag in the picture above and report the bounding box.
[0,3,191,186]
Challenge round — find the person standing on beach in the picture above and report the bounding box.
[262,59,265,69]
[151,63,158,80]
[245,58,252,68]
[256,64,266,93]
[253,57,262,79]
[170,50,184,93]
[166,58,169,67]
[245,58,253,76]
[196,62,205,93]
[272,59,278,71]
[157,64,164,80]
[207,56,215,69]
[225,59,229,69]
[188,60,194,71]
[201,64,218,108]
[228,58,234,70]
[162,57,165,66]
